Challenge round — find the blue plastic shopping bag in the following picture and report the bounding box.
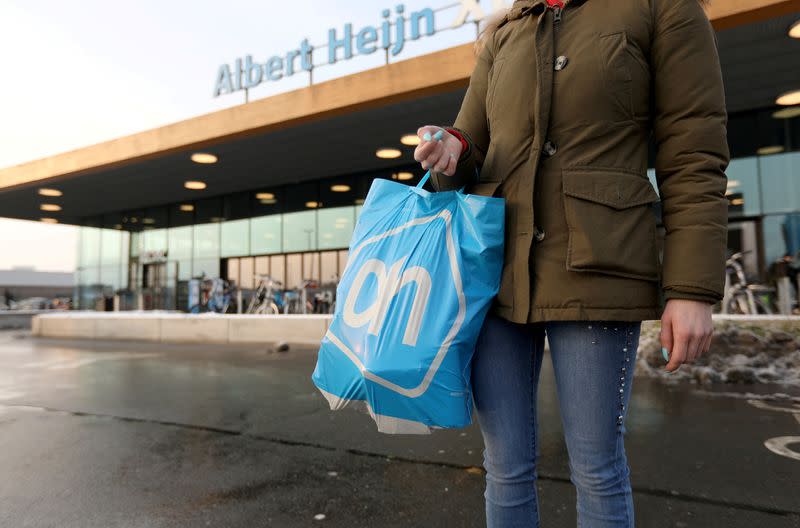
[311,171,505,434]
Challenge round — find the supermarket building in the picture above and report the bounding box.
[0,0,799,311]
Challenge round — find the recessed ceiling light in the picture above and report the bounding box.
[354,198,365,205]
[260,198,277,205]
[306,201,320,208]
[40,217,58,224]
[401,134,420,146]
[38,188,62,197]
[376,148,402,159]
[191,152,218,164]
[773,106,800,119]
[113,224,123,230]
[209,216,225,223]
[185,180,207,190]
[396,172,414,181]
[757,145,785,155]
[40,204,61,212]
[730,198,745,206]
[789,19,800,39]
[179,204,194,212]
[331,184,351,192]
[143,218,155,225]
[256,192,275,200]
[776,90,800,106]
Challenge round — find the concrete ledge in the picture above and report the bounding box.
[31,312,800,349]
[1,310,52,330]
[94,316,162,341]
[32,311,333,346]
[229,315,332,346]
[159,314,231,343]
[37,314,97,339]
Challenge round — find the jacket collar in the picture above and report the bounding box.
[500,0,586,28]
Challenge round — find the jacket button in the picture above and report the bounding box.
[542,140,558,157]
[534,226,546,242]
[554,55,569,71]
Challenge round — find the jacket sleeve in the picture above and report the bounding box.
[430,34,495,192]
[651,0,730,304]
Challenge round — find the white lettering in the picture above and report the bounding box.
[451,0,485,28]
[343,257,432,346]
[213,64,234,96]
[451,0,511,28]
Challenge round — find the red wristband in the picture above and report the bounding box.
[445,128,469,158]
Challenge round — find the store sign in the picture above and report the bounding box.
[213,0,510,97]
[141,250,168,263]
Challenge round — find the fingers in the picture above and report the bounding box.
[665,325,688,372]
[416,125,441,140]
[702,331,713,356]
[432,147,453,174]
[661,309,687,372]
[421,141,444,171]
[414,125,460,175]
[692,326,713,363]
[685,334,703,364]
[414,125,443,170]
[659,311,674,366]
[661,299,715,372]
[413,136,440,167]
[445,151,458,176]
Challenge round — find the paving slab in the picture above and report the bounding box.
[0,331,798,527]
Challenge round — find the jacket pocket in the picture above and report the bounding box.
[485,58,506,130]
[562,167,660,281]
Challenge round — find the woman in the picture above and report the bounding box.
[414,0,728,526]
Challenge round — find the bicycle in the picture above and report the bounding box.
[282,278,317,314]
[190,274,235,314]
[312,274,340,314]
[720,251,775,315]
[246,275,283,315]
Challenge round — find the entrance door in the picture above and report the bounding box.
[142,262,174,310]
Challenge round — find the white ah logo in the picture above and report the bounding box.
[451,0,511,28]
[324,208,466,398]
[343,256,432,347]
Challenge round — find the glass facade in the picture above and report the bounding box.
[74,166,417,309]
[74,107,800,311]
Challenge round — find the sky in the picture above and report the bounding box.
[0,0,499,272]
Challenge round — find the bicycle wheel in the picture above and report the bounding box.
[724,294,749,315]
[752,296,774,315]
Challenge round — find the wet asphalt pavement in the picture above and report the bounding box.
[0,330,798,528]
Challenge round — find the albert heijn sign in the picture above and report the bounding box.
[213,0,510,97]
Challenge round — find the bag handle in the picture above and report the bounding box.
[416,170,432,189]
[416,170,465,194]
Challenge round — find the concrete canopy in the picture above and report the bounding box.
[0,0,797,226]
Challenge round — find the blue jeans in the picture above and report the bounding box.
[472,314,641,528]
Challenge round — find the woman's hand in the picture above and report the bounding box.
[413,125,463,176]
[659,299,714,372]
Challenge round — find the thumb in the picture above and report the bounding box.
[659,312,673,363]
